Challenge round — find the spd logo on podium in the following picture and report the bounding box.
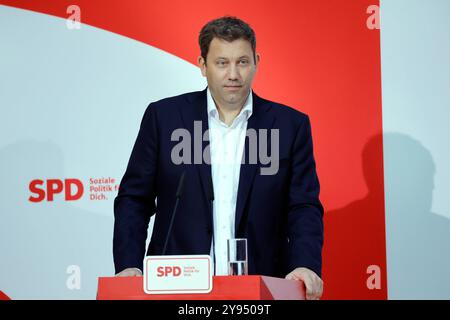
[143,255,212,294]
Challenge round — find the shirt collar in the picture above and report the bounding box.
[207,87,253,124]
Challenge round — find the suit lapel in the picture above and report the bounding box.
[179,89,213,230]
[234,92,275,236]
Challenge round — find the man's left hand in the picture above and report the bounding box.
[285,267,323,300]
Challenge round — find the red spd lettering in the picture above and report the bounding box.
[65,179,84,201]
[29,179,84,202]
[156,266,182,277]
[29,179,45,202]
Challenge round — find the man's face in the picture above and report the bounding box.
[198,37,260,109]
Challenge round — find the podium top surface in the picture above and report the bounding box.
[97,275,305,300]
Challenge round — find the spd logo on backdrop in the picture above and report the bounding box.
[28,177,119,202]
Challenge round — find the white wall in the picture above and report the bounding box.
[381,0,450,299]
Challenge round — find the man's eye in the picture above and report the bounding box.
[239,60,249,65]
[217,61,227,66]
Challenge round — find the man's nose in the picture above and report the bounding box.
[228,64,240,81]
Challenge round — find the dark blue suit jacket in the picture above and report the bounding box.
[113,89,324,277]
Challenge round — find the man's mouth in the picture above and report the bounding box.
[224,85,242,91]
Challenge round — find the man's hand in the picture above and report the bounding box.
[115,268,142,277]
[285,267,323,300]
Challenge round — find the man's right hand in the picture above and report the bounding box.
[115,268,142,277]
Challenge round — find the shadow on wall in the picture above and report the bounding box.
[0,140,114,299]
[322,132,387,300]
[383,132,450,299]
[323,132,450,300]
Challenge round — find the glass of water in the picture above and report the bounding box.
[227,238,248,276]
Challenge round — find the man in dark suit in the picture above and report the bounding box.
[113,16,324,299]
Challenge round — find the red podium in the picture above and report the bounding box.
[97,275,305,300]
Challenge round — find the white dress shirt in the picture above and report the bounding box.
[207,87,253,275]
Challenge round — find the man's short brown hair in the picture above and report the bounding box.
[199,16,257,64]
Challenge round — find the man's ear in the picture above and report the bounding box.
[255,53,261,66]
[197,56,207,77]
